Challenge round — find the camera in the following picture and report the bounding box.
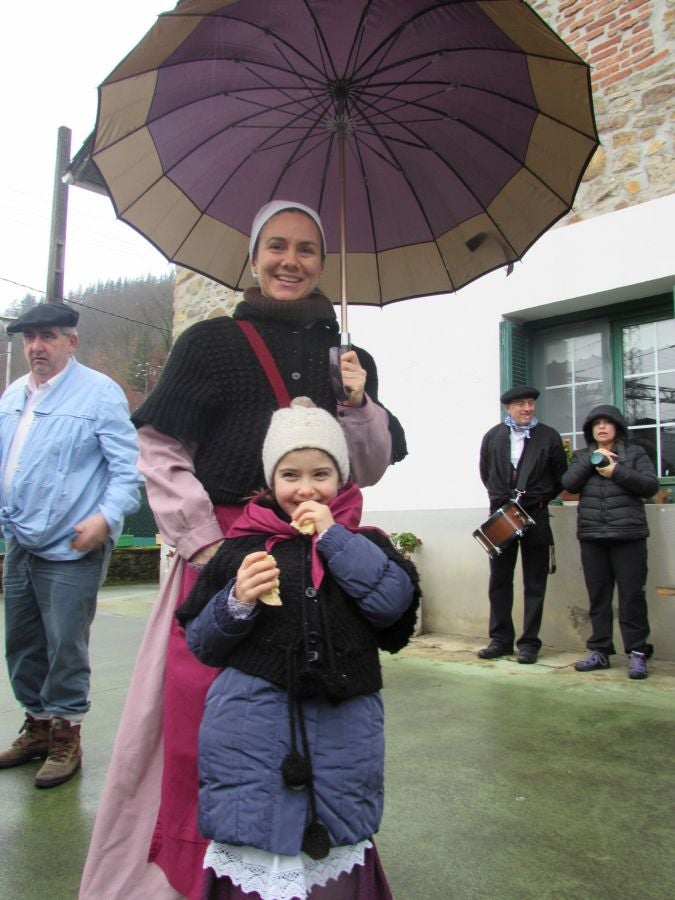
[590,450,610,468]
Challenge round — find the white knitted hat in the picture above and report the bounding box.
[249,200,326,262]
[262,397,350,486]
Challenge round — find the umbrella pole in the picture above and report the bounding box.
[338,129,350,350]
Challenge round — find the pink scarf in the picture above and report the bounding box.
[228,483,364,589]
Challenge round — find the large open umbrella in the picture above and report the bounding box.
[92,0,598,338]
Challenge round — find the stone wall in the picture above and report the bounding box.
[173,267,241,336]
[0,548,160,586]
[173,0,674,329]
[104,548,160,585]
[533,0,674,220]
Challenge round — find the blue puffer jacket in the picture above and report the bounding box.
[560,405,659,541]
[185,522,415,856]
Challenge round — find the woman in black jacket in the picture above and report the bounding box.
[561,405,659,679]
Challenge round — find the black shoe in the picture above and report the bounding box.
[517,648,538,664]
[477,642,512,660]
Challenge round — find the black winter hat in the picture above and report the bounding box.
[500,385,540,404]
[6,302,79,334]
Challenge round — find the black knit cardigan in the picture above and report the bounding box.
[133,290,407,505]
[176,528,421,700]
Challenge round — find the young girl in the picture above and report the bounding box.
[176,398,419,900]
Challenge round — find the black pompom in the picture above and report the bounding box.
[302,821,331,860]
[321,672,352,702]
[281,751,311,788]
[295,669,324,698]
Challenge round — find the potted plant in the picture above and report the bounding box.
[559,438,580,503]
[389,532,423,636]
[389,531,422,558]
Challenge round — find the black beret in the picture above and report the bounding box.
[6,302,79,334]
[500,385,540,404]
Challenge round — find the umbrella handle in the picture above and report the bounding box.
[329,343,350,402]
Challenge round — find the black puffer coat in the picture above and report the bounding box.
[561,405,659,541]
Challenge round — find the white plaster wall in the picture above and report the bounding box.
[345,194,675,660]
[367,504,675,662]
[343,193,675,515]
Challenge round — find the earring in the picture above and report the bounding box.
[252,271,259,280]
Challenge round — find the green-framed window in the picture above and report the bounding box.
[500,292,675,483]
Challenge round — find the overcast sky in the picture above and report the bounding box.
[0,1,176,315]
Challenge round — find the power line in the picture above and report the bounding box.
[0,276,171,333]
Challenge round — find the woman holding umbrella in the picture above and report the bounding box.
[79,200,406,900]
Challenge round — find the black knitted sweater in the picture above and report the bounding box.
[176,527,420,701]
[133,289,407,505]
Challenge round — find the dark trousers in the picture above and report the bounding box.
[488,537,549,651]
[580,539,653,657]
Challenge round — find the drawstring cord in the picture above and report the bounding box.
[280,643,331,860]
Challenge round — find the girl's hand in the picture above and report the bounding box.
[293,500,335,536]
[339,350,366,407]
[235,551,279,604]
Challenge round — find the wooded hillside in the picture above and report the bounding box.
[2,273,174,412]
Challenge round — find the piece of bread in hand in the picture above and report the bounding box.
[259,555,282,606]
[291,519,316,536]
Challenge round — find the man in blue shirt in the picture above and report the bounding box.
[0,302,141,788]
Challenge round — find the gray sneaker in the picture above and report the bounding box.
[574,650,610,672]
[628,651,648,680]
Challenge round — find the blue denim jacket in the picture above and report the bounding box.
[0,359,141,559]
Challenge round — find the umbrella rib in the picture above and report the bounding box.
[347,45,595,140]
[347,117,461,291]
[347,1,591,85]
[348,77,594,210]
[347,135,387,304]
[231,120,336,290]
[300,0,339,83]
[102,41,338,223]
[160,7,330,84]
[349,93,520,272]
[303,0,374,85]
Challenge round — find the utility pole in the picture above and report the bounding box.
[0,317,15,391]
[45,126,72,304]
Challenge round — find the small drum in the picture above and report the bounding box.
[473,500,535,557]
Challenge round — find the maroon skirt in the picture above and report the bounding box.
[200,844,393,900]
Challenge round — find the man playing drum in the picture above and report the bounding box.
[477,386,567,664]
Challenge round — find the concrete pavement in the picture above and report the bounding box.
[1,583,674,899]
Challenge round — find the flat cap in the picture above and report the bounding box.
[6,302,79,334]
[500,385,540,404]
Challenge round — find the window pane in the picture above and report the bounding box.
[662,425,675,477]
[623,323,655,375]
[546,386,572,433]
[657,318,675,370]
[630,427,658,471]
[544,339,570,386]
[576,382,604,430]
[625,375,656,424]
[534,328,607,446]
[660,371,675,424]
[575,333,603,381]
